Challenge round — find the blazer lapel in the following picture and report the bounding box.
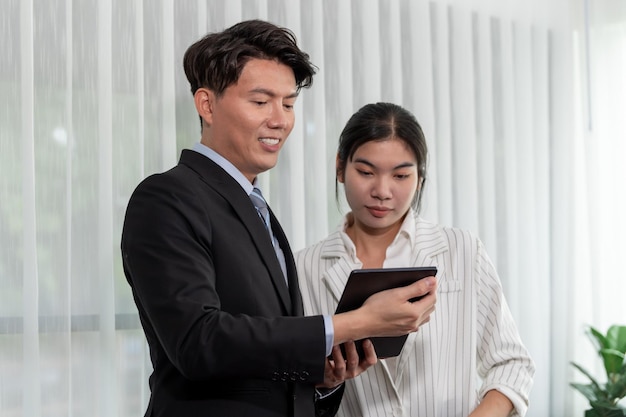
[322,258,356,304]
[269,210,302,316]
[179,150,292,314]
[396,217,449,379]
[318,232,360,306]
[318,235,405,392]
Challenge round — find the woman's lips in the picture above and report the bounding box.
[367,206,391,217]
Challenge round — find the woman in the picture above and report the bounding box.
[296,103,534,417]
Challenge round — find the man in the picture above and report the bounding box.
[121,19,437,417]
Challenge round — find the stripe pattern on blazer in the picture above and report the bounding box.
[295,211,534,417]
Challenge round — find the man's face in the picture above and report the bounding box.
[201,58,298,183]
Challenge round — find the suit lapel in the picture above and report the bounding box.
[396,217,449,379]
[179,150,292,314]
[269,210,302,316]
[318,232,360,306]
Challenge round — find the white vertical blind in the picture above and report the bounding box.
[493,17,521,313]
[271,0,307,250]
[160,0,177,169]
[450,7,480,234]
[431,3,455,228]
[379,0,403,103]
[400,0,439,223]
[473,12,498,258]
[568,1,626,413]
[1,1,624,416]
[20,0,41,416]
[352,0,381,107]
[63,0,75,412]
[321,0,354,228]
[97,2,119,415]
[301,0,330,246]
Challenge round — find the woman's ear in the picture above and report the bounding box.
[336,154,345,183]
[194,88,214,126]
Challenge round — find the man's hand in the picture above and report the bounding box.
[332,276,437,345]
[361,276,437,336]
[317,339,377,388]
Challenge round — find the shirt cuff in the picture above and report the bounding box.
[323,314,334,356]
[315,384,343,400]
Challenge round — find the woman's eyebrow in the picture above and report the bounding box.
[353,158,415,170]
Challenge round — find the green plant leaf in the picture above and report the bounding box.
[606,326,626,354]
[585,409,600,417]
[573,361,604,389]
[605,367,626,401]
[589,326,610,351]
[572,382,601,402]
[601,349,626,377]
[572,325,626,413]
[588,400,626,416]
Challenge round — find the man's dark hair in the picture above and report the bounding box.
[183,19,317,97]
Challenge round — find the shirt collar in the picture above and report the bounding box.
[394,208,416,247]
[337,207,417,263]
[192,142,258,194]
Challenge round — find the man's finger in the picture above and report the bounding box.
[330,345,346,373]
[342,341,360,371]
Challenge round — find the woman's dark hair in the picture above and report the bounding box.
[183,19,317,97]
[336,102,429,212]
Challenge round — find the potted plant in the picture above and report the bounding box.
[570,324,626,416]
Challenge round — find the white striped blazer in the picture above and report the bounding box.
[295,213,535,417]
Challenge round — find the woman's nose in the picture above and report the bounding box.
[372,177,392,200]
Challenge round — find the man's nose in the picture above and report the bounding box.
[267,104,290,129]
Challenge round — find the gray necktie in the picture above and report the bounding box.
[250,187,270,232]
[249,187,288,283]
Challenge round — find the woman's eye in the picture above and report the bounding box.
[357,169,373,176]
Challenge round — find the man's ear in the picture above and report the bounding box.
[194,88,214,126]
[336,154,345,183]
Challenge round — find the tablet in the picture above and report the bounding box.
[335,266,437,358]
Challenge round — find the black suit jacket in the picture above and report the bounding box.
[121,150,342,417]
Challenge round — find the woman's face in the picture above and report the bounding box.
[339,138,421,236]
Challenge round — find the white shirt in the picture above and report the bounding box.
[295,208,535,417]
